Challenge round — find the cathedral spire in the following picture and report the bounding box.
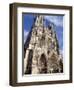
[35,15,44,27]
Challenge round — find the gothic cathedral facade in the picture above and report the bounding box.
[24,15,63,74]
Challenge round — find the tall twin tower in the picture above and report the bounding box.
[24,15,63,74]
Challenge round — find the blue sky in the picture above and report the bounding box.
[23,14,63,51]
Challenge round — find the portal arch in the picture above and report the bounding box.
[38,53,47,74]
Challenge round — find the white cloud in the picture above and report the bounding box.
[44,16,63,27]
[59,49,63,55]
[24,30,29,43]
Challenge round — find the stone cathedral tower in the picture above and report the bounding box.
[24,15,63,74]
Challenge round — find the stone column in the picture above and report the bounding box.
[31,49,39,74]
[24,49,30,73]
